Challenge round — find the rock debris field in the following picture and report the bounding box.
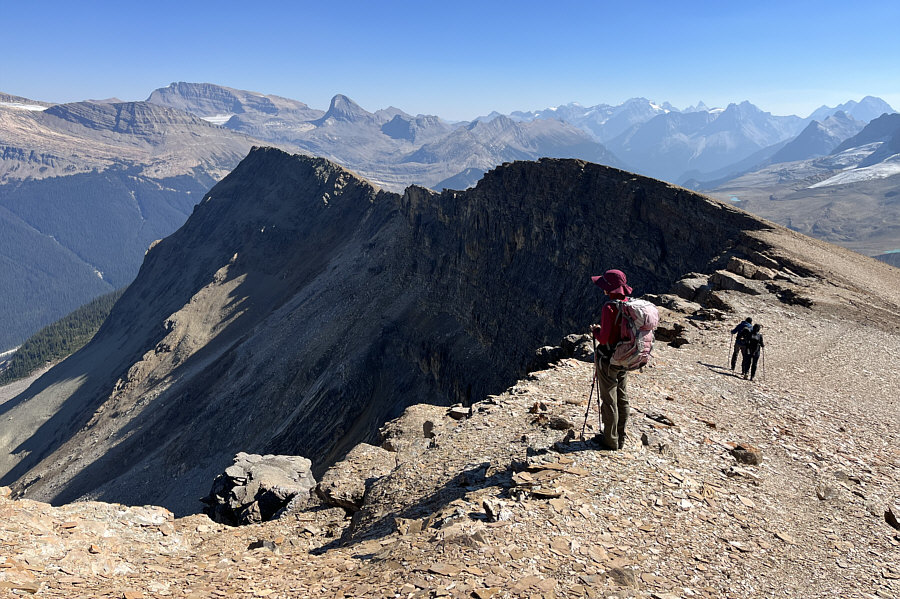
[2,270,900,598]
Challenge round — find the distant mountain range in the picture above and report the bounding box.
[146,83,623,191]
[1,84,898,350]
[703,113,900,256]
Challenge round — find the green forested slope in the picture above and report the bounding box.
[0,288,125,384]
[0,167,208,350]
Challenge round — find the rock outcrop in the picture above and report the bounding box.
[3,150,897,516]
[202,453,316,525]
[316,444,395,513]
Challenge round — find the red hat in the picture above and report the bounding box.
[591,269,632,295]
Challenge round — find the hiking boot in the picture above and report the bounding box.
[618,433,629,449]
[742,373,748,379]
[592,434,617,451]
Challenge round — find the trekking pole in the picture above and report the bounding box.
[580,334,598,439]
[761,348,766,382]
[728,333,734,369]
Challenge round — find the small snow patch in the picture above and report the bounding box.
[0,102,47,111]
[201,114,234,125]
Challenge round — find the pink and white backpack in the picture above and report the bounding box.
[610,298,659,370]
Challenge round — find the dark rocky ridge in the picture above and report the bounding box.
[1,149,779,514]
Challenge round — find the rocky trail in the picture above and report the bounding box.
[2,260,900,598]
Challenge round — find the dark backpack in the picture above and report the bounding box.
[736,328,751,346]
[745,333,764,356]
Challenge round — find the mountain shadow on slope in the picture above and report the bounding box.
[0,167,212,350]
[1,149,775,514]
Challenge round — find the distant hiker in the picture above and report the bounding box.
[741,324,765,381]
[730,317,753,371]
[589,269,633,450]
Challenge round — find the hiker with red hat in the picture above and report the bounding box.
[589,269,634,450]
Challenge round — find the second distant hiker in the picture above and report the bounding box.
[730,317,753,371]
[741,324,765,381]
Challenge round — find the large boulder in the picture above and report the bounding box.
[202,452,316,525]
[709,270,765,295]
[726,256,776,281]
[316,443,396,513]
[379,404,448,453]
[670,273,711,303]
[560,333,595,362]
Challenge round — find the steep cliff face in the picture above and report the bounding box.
[1,149,781,514]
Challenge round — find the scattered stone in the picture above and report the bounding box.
[0,486,11,499]
[379,404,448,452]
[775,531,796,544]
[548,416,574,430]
[644,412,676,427]
[886,505,900,531]
[655,318,690,347]
[726,256,759,279]
[448,405,471,420]
[395,517,426,536]
[730,444,763,465]
[529,401,548,413]
[725,466,761,483]
[816,482,839,501]
[483,498,512,522]
[529,487,564,499]
[607,567,640,588]
[428,563,460,576]
[202,452,316,525]
[435,522,487,547]
[647,293,703,315]
[248,540,278,552]
[768,282,815,307]
[737,495,756,508]
[316,443,395,513]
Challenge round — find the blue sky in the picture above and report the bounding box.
[3,0,899,120]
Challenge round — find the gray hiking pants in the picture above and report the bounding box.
[597,359,629,449]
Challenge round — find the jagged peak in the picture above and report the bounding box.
[317,94,373,124]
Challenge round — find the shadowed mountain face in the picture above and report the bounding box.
[1,150,790,514]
